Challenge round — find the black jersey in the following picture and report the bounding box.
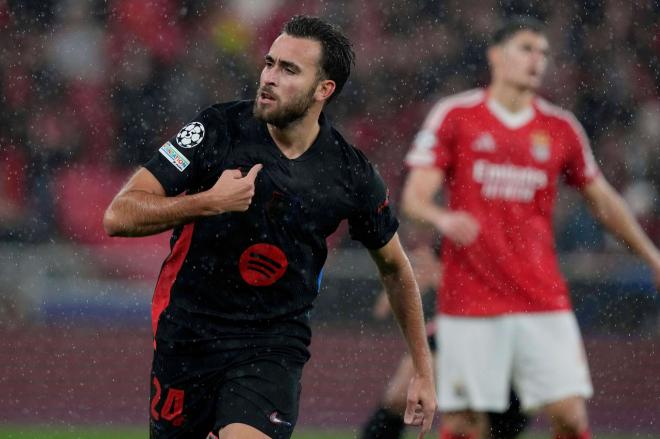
[144,101,398,347]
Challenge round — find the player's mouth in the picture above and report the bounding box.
[259,89,277,103]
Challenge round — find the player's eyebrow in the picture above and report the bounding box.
[265,54,302,73]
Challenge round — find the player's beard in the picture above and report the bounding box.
[253,84,316,129]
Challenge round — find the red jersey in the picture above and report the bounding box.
[405,89,600,316]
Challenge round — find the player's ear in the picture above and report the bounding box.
[487,45,500,70]
[315,79,336,103]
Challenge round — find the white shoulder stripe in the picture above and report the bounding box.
[423,89,485,130]
[536,98,598,178]
[405,89,484,168]
[405,148,436,167]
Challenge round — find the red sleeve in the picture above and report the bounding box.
[405,104,457,171]
[561,115,600,188]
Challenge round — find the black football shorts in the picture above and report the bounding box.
[149,344,307,439]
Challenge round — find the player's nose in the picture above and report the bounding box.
[261,69,278,87]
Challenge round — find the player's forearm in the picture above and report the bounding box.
[402,196,449,231]
[103,190,210,237]
[380,266,434,379]
[591,189,660,265]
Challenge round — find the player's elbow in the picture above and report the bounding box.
[103,204,125,237]
[400,194,417,220]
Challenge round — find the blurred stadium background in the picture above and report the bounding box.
[0,0,659,437]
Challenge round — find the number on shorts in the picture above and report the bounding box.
[151,376,185,425]
[150,376,162,420]
[160,388,185,422]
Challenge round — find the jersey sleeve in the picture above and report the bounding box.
[561,115,600,188]
[143,107,227,196]
[347,154,399,249]
[404,103,457,170]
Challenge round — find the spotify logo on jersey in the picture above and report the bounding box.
[239,244,288,286]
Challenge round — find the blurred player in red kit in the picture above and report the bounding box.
[401,16,660,439]
[360,247,529,439]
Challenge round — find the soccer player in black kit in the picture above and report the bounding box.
[104,15,436,439]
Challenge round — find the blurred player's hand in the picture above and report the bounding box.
[436,211,480,246]
[372,246,441,320]
[204,164,262,214]
[404,372,436,438]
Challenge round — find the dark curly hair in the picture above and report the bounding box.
[282,15,355,103]
[491,16,547,46]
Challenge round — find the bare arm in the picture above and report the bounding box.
[369,233,436,437]
[581,176,660,288]
[103,165,262,237]
[372,245,440,319]
[401,167,447,227]
[401,167,480,246]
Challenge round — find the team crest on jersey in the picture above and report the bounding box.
[530,131,551,162]
[176,122,205,148]
[471,132,496,152]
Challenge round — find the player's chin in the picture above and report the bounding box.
[254,104,276,121]
[255,101,267,113]
[526,77,542,90]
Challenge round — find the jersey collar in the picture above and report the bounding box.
[259,111,331,162]
[486,96,535,130]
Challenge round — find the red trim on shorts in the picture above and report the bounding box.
[151,223,195,347]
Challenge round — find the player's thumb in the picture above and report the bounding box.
[245,163,263,181]
[220,169,243,180]
[403,402,415,424]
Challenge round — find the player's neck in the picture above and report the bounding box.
[488,83,535,113]
[267,109,321,160]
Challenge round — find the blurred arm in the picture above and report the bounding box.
[401,167,447,228]
[401,167,480,246]
[581,175,660,287]
[369,233,436,435]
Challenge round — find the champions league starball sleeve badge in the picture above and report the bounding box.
[176,122,205,148]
